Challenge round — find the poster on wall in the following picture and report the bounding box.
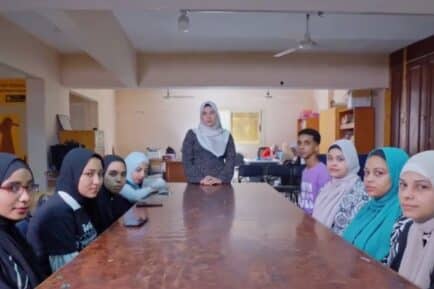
[231,112,261,144]
[0,114,24,159]
[0,79,26,105]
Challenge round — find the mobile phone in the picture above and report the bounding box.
[123,209,148,227]
[136,195,164,207]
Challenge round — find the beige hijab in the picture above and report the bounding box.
[313,139,360,227]
[399,150,434,289]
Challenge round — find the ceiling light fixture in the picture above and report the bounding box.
[178,10,190,32]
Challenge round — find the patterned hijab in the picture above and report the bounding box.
[343,147,409,261]
[313,139,361,227]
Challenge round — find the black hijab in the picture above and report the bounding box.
[95,155,132,233]
[0,152,44,288]
[56,148,103,231]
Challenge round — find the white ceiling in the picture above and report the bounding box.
[0,63,28,77]
[1,10,434,54]
[1,0,434,14]
[2,11,79,53]
[114,11,434,53]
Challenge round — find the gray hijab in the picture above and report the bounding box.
[193,101,230,157]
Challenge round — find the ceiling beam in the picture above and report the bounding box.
[39,10,138,87]
[1,0,433,15]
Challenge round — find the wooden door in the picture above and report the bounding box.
[390,64,403,147]
[427,56,434,150]
[407,62,423,155]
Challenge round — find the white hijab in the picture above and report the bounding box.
[193,101,230,157]
[399,151,434,289]
[313,139,360,227]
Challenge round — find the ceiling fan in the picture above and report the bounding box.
[274,13,319,58]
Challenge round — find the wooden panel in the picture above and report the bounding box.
[390,63,403,147]
[164,161,187,182]
[419,62,431,151]
[390,49,404,67]
[399,49,410,153]
[428,55,434,149]
[354,107,375,154]
[58,130,96,150]
[37,183,420,289]
[319,107,344,153]
[406,35,434,63]
[384,89,392,146]
[297,117,318,131]
[407,63,423,155]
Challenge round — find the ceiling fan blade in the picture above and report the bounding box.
[273,47,297,58]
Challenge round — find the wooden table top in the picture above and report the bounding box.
[37,183,418,289]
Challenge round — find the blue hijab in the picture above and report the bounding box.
[124,152,149,188]
[343,147,409,261]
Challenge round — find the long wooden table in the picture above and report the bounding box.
[37,183,418,289]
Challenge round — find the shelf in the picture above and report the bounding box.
[340,123,355,130]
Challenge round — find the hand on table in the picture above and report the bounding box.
[200,176,223,186]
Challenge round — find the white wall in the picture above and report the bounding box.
[313,90,330,112]
[115,88,316,158]
[0,16,70,189]
[72,89,116,154]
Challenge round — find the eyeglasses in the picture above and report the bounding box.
[0,182,39,195]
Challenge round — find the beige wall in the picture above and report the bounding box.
[72,89,116,154]
[115,88,316,158]
[0,16,70,146]
[70,94,99,130]
[0,16,70,189]
[61,52,389,90]
[139,53,388,89]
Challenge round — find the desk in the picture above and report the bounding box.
[37,183,418,289]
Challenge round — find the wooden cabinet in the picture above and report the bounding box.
[58,130,105,155]
[338,108,375,154]
[164,161,187,182]
[319,107,345,153]
[297,116,319,131]
[390,35,434,154]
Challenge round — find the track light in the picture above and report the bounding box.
[178,10,190,32]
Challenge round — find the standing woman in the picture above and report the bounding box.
[182,101,236,185]
[387,151,434,289]
[343,147,408,261]
[313,140,369,235]
[120,152,168,202]
[95,155,132,233]
[27,148,103,272]
[0,153,44,289]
